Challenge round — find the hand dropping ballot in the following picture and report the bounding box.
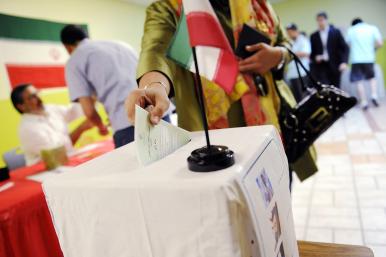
[135,105,191,165]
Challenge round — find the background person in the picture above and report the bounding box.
[310,12,349,88]
[347,18,383,110]
[285,23,311,102]
[61,25,140,148]
[11,84,93,165]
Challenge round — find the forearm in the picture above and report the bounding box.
[86,110,104,129]
[138,71,171,95]
[70,122,89,145]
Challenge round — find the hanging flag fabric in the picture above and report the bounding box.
[167,1,238,94]
[0,13,88,92]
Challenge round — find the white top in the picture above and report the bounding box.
[319,25,330,61]
[347,22,382,64]
[19,104,83,165]
[286,34,311,80]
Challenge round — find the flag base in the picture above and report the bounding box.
[187,145,235,172]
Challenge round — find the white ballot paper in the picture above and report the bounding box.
[135,105,191,165]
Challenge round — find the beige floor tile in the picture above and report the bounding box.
[357,189,386,208]
[305,228,333,243]
[308,216,361,229]
[311,191,334,207]
[310,207,359,218]
[335,191,358,207]
[364,230,386,245]
[334,229,363,245]
[361,208,386,230]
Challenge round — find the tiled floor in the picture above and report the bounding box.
[292,102,386,257]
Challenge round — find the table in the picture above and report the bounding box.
[298,241,374,257]
[0,140,114,257]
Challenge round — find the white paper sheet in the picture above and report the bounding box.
[0,181,14,192]
[135,105,191,166]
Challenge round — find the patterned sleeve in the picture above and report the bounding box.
[136,1,179,89]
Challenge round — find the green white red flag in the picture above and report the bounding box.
[167,0,238,94]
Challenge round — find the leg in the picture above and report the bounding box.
[113,126,135,148]
[369,78,379,106]
[356,80,369,109]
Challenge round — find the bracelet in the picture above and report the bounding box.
[276,47,286,70]
[144,81,168,93]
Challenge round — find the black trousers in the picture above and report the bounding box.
[311,62,341,88]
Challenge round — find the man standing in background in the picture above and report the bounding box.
[347,18,383,110]
[61,25,139,148]
[310,12,348,88]
[285,23,311,102]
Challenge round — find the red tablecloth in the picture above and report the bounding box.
[0,140,114,257]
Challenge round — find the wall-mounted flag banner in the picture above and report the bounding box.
[0,13,88,92]
[167,1,238,94]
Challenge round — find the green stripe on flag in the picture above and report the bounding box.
[166,10,192,70]
[0,13,88,42]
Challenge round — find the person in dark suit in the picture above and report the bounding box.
[310,12,349,88]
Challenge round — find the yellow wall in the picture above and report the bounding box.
[0,0,147,167]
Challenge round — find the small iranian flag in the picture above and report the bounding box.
[0,13,87,95]
[167,0,238,94]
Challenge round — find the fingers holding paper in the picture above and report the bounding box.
[126,81,170,125]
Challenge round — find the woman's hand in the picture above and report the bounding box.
[239,43,283,75]
[126,71,171,125]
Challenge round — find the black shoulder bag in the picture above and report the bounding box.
[276,47,357,163]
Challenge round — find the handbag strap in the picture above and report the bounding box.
[284,46,321,89]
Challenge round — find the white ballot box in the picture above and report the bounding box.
[43,126,298,257]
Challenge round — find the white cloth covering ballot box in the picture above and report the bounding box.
[43,126,299,257]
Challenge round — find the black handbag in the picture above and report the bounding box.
[276,47,357,163]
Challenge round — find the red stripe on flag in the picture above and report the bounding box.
[6,64,66,89]
[186,12,232,52]
[213,51,238,94]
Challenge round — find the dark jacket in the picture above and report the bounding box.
[310,25,349,72]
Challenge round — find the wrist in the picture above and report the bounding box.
[144,81,168,95]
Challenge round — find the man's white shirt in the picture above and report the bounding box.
[19,104,83,165]
[319,25,330,61]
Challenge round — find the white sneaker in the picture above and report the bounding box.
[361,100,369,111]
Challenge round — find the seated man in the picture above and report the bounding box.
[11,84,93,165]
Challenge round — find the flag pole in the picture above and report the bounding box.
[191,46,211,148]
[187,46,235,172]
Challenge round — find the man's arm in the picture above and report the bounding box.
[69,119,93,145]
[78,96,109,135]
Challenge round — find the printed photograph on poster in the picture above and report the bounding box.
[276,242,285,257]
[255,169,274,208]
[270,202,282,249]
